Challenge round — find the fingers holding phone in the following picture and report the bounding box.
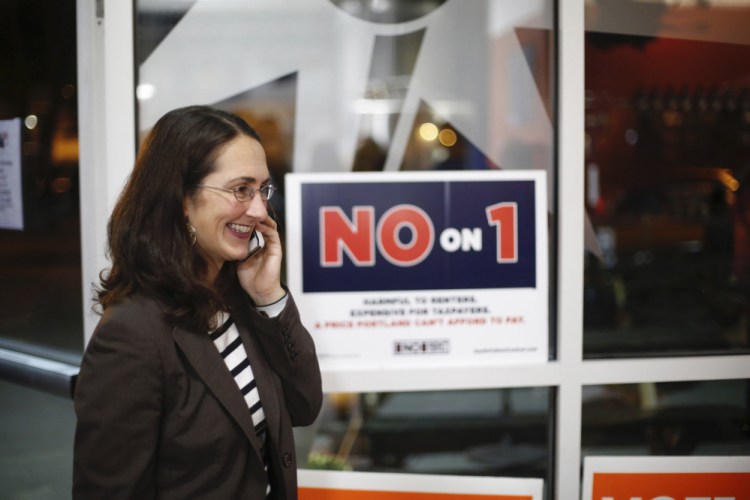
[237,218,284,305]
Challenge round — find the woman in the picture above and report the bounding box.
[73,105,322,499]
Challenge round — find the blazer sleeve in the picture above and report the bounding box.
[248,292,323,427]
[73,304,163,500]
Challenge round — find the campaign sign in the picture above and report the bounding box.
[582,456,750,500]
[286,171,548,372]
[298,469,543,500]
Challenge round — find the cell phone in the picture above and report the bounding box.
[246,229,265,259]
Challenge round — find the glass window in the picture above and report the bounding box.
[582,379,750,457]
[0,0,82,362]
[583,0,750,357]
[135,1,558,493]
[300,388,553,483]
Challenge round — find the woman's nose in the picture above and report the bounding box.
[244,195,268,218]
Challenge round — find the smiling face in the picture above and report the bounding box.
[184,134,271,281]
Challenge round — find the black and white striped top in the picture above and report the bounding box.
[210,314,271,497]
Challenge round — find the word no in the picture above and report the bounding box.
[320,203,518,267]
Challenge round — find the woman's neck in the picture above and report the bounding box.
[203,261,224,289]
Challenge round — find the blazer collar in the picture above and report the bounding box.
[172,323,266,460]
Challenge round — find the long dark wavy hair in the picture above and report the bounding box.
[96,105,262,331]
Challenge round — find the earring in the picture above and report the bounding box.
[186,222,197,246]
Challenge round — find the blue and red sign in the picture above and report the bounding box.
[285,171,548,375]
[300,178,538,292]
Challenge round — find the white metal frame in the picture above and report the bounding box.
[77,0,137,339]
[76,1,750,499]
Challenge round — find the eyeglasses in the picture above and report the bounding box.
[196,183,276,202]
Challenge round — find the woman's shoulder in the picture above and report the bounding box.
[101,294,164,320]
[95,294,171,342]
[81,295,170,391]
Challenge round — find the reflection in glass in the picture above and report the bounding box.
[328,0,449,24]
[582,379,750,457]
[298,388,552,482]
[583,1,750,357]
[136,0,555,176]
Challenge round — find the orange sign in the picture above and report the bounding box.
[593,472,750,499]
[583,457,750,500]
[300,489,532,500]
[298,470,543,500]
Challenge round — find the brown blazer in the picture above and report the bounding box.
[73,292,322,499]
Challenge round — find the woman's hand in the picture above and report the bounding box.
[236,215,286,306]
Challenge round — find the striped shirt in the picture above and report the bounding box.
[210,313,271,497]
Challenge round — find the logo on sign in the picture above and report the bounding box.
[394,339,450,355]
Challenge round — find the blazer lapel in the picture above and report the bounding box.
[172,325,266,460]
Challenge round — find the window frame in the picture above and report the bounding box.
[76,1,750,499]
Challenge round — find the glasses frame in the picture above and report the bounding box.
[195,183,276,203]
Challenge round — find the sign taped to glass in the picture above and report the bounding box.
[0,118,24,230]
[286,171,548,373]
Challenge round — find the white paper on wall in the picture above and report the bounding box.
[0,118,24,231]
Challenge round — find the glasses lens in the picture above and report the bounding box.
[232,185,275,202]
[233,186,252,202]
